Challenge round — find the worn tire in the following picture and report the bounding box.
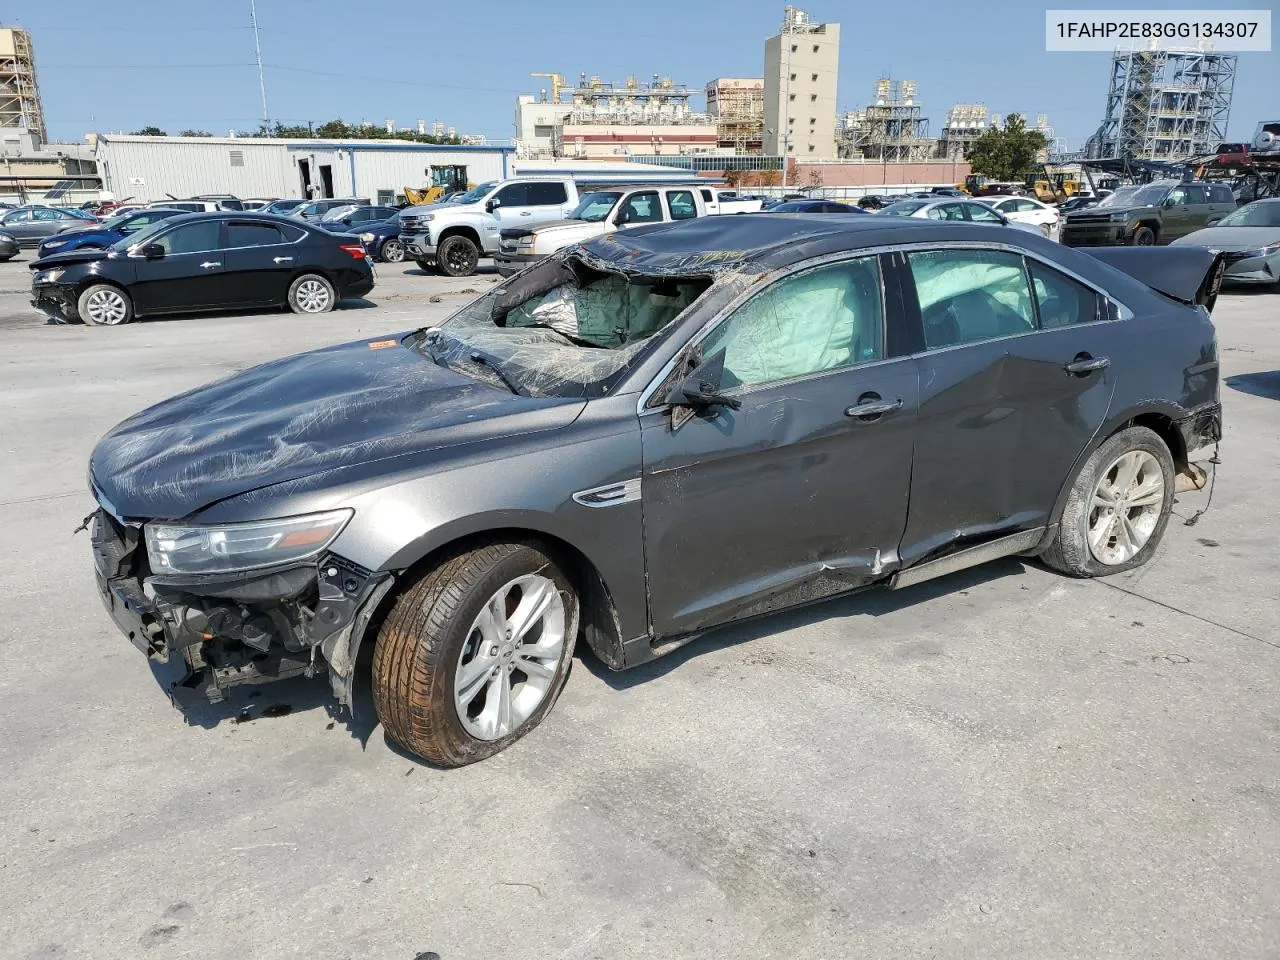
[414,258,433,272]
[1041,426,1176,578]
[380,238,406,263]
[1130,225,1157,246]
[371,542,579,767]
[287,273,336,314]
[436,234,479,277]
[78,283,133,326]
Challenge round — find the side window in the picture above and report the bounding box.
[494,183,529,207]
[908,249,1035,348]
[226,222,285,248]
[1015,199,1038,212]
[154,220,222,255]
[3,209,30,223]
[698,257,885,389]
[619,192,662,224]
[1167,186,1189,206]
[1186,184,1210,204]
[666,190,697,220]
[966,203,1002,222]
[527,182,568,205]
[34,208,61,221]
[700,189,713,202]
[1210,184,1235,204]
[1028,260,1102,328]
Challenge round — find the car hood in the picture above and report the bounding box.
[30,247,113,269]
[531,220,604,241]
[89,334,585,521]
[1066,204,1156,220]
[1171,225,1280,250]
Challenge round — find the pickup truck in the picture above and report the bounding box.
[398,177,579,276]
[1060,178,1237,248]
[696,188,764,215]
[493,185,706,277]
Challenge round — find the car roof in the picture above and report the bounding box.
[151,211,311,228]
[573,213,1049,277]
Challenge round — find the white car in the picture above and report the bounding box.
[978,195,1061,238]
[877,197,1043,237]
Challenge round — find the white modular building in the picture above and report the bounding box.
[92,134,515,204]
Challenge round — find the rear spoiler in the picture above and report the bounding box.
[1079,246,1226,313]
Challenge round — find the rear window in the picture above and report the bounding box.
[527,182,568,205]
[227,222,287,247]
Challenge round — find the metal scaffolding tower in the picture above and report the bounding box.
[1086,45,1236,160]
[844,79,933,161]
[0,28,44,143]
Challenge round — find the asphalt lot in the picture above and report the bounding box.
[1,253,1278,960]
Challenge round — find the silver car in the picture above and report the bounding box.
[1171,198,1280,287]
[877,198,1042,236]
[0,205,96,247]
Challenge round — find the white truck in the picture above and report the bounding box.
[696,188,764,215]
[398,177,580,277]
[493,184,708,277]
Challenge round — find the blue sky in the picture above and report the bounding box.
[11,0,1277,149]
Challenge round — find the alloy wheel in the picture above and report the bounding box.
[381,239,405,263]
[1087,450,1165,565]
[454,573,566,741]
[295,279,331,313]
[85,288,129,325]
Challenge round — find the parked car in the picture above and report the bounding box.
[262,199,307,215]
[695,189,765,215]
[494,185,707,277]
[318,204,400,232]
[858,194,907,210]
[146,200,224,214]
[1171,197,1280,287]
[1059,195,1102,213]
[766,199,868,214]
[190,194,245,211]
[399,178,579,277]
[0,231,17,261]
[293,198,372,221]
[978,195,1062,237]
[30,212,374,326]
[83,213,1223,766]
[242,198,280,211]
[877,197,1042,236]
[36,208,188,258]
[0,205,101,247]
[344,214,405,263]
[929,187,969,198]
[1060,180,1236,247]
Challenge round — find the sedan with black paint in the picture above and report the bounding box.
[31,212,374,325]
[85,215,1222,766]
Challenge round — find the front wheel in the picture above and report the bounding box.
[380,238,406,263]
[436,234,479,277]
[78,284,133,326]
[371,542,579,767]
[1130,225,1156,246]
[288,273,336,314]
[1041,426,1175,577]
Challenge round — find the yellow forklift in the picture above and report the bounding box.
[404,165,471,205]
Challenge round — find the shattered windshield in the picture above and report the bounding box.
[569,192,623,222]
[415,258,712,398]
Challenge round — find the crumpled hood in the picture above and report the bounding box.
[89,334,583,521]
[1171,225,1280,251]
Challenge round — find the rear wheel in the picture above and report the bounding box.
[78,284,133,326]
[288,273,336,314]
[380,238,406,263]
[414,258,433,272]
[1130,225,1156,246]
[436,234,479,277]
[371,542,579,767]
[1041,426,1175,577]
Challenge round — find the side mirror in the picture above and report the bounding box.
[1206,215,1223,226]
[485,198,500,213]
[669,348,741,428]
[141,243,165,259]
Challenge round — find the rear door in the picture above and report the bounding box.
[1205,183,1237,224]
[1161,184,1201,240]
[664,189,699,221]
[129,218,230,313]
[898,245,1116,565]
[221,220,302,306]
[524,181,572,225]
[641,253,919,637]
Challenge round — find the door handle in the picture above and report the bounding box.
[845,397,903,419]
[273,256,294,263]
[200,261,221,269]
[519,211,532,216]
[1064,355,1110,375]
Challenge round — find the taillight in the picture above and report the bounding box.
[338,243,366,260]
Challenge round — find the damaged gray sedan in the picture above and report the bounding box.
[87,215,1224,767]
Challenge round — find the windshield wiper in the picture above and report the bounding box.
[467,351,522,395]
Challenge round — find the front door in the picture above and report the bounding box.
[899,246,1115,565]
[641,254,919,638]
[129,219,230,312]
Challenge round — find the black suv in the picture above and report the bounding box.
[1061,180,1236,247]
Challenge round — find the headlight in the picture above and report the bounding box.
[359,232,375,243]
[1241,243,1280,258]
[42,239,68,249]
[419,213,434,222]
[0,233,13,242]
[35,268,66,284]
[145,509,353,575]
[1109,212,1131,221]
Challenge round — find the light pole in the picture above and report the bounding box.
[250,0,271,133]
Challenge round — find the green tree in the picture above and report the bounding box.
[132,126,167,137]
[966,115,1048,181]
[179,129,212,137]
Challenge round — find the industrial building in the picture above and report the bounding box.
[1085,45,1237,160]
[706,78,765,155]
[0,27,43,144]
[764,6,840,159]
[92,135,514,205]
[841,80,932,162]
